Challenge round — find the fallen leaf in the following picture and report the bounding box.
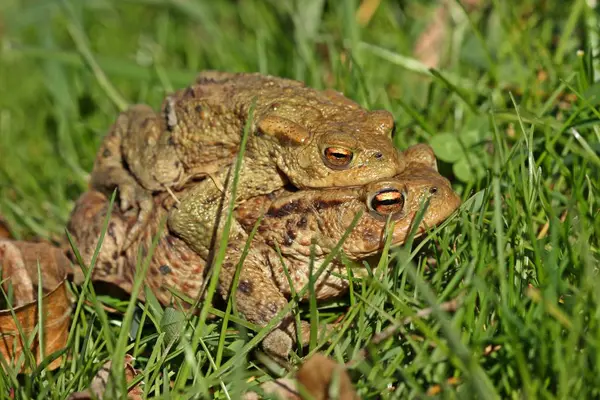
[296,353,358,400]
[243,353,358,400]
[413,4,449,69]
[67,354,143,400]
[0,240,72,372]
[0,241,34,306]
[11,241,73,292]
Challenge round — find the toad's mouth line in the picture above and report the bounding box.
[344,227,432,259]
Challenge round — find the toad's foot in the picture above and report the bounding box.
[262,320,337,360]
[262,320,311,361]
[115,183,154,250]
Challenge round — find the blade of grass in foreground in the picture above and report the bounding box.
[172,98,258,390]
[215,214,264,368]
[405,264,498,399]
[65,191,118,354]
[212,211,363,380]
[108,215,166,398]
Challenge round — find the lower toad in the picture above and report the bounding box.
[67,161,460,358]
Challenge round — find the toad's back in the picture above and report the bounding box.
[163,71,380,177]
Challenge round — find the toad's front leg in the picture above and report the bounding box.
[167,169,243,258]
[91,104,183,247]
[167,160,283,257]
[218,243,308,360]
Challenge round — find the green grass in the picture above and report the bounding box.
[1,0,600,398]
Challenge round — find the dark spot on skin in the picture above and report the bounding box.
[159,265,172,275]
[268,198,345,218]
[297,215,308,228]
[184,87,195,98]
[266,302,279,314]
[375,152,383,159]
[267,200,301,218]
[238,279,253,294]
[429,186,438,195]
[107,222,116,239]
[284,229,296,246]
[174,161,180,168]
[112,251,118,260]
[197,77,213,84]
[194,105,202,113]
[222,262,233,271]
[314,199,345,211]
[268,151,276,158]
[101,262,113,274]
[167,136,175,146]
[166,236,177,248]
[103,148,111,158]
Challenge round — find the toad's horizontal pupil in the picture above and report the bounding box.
[377,198,400,205]
[372,189,403,214]
[375,192,402,203]
[328,150,350,158]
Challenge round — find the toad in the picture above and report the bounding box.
[90,71,405,249]
[68,160,461,358]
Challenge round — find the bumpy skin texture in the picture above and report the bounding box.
[90,71,405,249]
[168,142,441,258]
[68,161,461,358]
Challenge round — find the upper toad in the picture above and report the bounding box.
[90,71,405,249]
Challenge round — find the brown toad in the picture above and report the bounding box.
[168,142,439,259]
[91,71,405,249]
[70,161,460,358]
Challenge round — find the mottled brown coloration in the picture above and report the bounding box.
[90,71,406,255]
[66,191,206,305]
[68,159,460,358]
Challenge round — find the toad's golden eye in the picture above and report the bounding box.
[323,147,354,169]
[369,189,404,216]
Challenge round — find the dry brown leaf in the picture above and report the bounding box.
[243,353,358,400]
[413,4,449,69]
[67,354,143,400]
[0,241,35,306]
[413,0,486,69]
[296,353,358,400]
[11,241,73,292]
[0,240,71,372]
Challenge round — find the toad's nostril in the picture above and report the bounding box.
[375,152,383,159]
[429,186,438,195]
